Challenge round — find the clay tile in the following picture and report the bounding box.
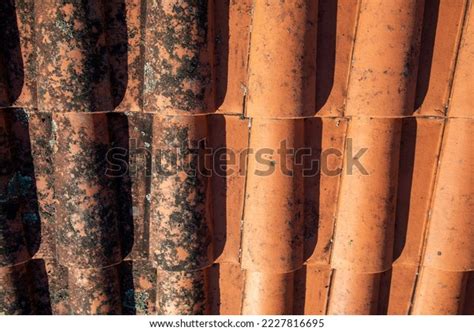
[28,259,69,315]
[331,117,402,273]
[414,0,467,115]
[316,0,359,116]
[0,0,28,107]
[156,268,209,315]
[105,0,141,112]
[53,113,121,268]
[422,119,474,271]
[149,115,212,271]
[246,0,317,118]
[392,117,444,267]
[242,271,294,315]
[119,260,157,315]
[12,0,37,109]
[294,264,332,315]
[388,117,444,314]
[242,118,304,273]
[1,0,474,316]
[208,115,249,264]
[68,265,122,314]
[215,0,252,114]
[345,0,424,117]
[27,112,57,259]
[208,263,244,315]
[143,0,215,114]
[388,264,419,315]
[304,117,347,264]
[35,0,113,112]
[0,263,32,314]
[118,112,153,261]
[412,267,470,314]
[0,110,31,268]
[327,270,384,315]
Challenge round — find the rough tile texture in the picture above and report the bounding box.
[0,0,472,315]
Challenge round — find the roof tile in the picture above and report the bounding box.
[412,267,471,314]
[0,0,472,316]
[345,0,423,117]
[246,0,317,118]
[331,117,402,273]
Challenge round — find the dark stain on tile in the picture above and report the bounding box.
[144,0,214,113]
[54,113,121,267]
[150,116,212,271]
[156,269,208,315]
[68,265,122,314]
[36,0,128,112]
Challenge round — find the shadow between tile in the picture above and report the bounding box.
[393,118,418,261]
[210,115,227,260]
[316,0,337,112]
[214,0,230,110]
[107,112,134,259]
[303,117,323,261]
[0,0,24,106]
[105,0,129,109]
[414,0,440,110]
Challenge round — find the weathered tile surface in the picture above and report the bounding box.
[0,0,472,315]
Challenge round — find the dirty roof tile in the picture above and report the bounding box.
[0,0,472,316]
[143,1,214,114]
[422,118,473,270]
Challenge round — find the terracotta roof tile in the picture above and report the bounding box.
[246,0,317,118]
[143,1,214,114]
[242,118,304,273]
[331,117,402,273]
[304,117,347,264]
[345,0,423,117]
[412,267,471,314]
[294,264,332,315]
[242,271,295,315]
[327,270,386,314]
[0,0,472,315]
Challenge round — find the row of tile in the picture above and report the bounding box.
[0,258,235,315]
[0,0,471,117]
[1,107,472,313]
[4,110,470,264]
[1,262,473,315]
